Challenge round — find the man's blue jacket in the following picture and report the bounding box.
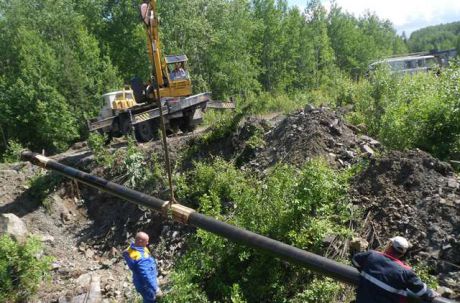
[123,243,159,294]
[352,250,434,303]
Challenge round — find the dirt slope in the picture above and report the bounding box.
[351,150,460,295]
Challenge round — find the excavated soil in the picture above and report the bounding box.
[242,106,381,170]
[351,150,460,296]
[1,105,459,300]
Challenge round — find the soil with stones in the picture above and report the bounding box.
[241,106,381,171]
[351,150,460,298]
[0,136,195,302]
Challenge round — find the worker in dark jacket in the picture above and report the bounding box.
[123,231,162,303]
[352,236,439,303]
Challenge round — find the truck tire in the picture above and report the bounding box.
[134,121,154,142]
[179,114,196,134]
[119,117,132,135]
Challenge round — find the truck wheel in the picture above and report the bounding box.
[120,118,132,135]
[168,119,180,135]
[179,115,196,134]
[134,121,154,142]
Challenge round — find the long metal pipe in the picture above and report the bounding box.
[21,151,457,303]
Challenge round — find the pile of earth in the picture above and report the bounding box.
[183,105,381,171]
[229,105,382,171]
[249,106,380,169]
[350,149,460,298]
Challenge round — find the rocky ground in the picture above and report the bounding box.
[0,105,459,301]
[351,150,460,297]
[0,146,191,302]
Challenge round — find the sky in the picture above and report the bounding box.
[287,0,460,36]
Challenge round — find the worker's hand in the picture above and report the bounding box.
[422,290,440,302]
[156,288,164,298]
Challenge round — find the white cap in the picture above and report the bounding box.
[390,236,410,254]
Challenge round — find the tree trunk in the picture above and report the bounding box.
[0,124,7,148]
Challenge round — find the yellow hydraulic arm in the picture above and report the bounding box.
[140,1,192,98]
[140,0,164,88]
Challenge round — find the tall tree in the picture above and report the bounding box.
[0,0,120,153]
[252,0,287,91]
[302,0,337,88]
[408,21,460,52]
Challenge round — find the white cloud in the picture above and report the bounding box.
[288,0,460,34]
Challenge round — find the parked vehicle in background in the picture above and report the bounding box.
[430,48,457,67]
[369,55,438,75]
[368,48,457,76]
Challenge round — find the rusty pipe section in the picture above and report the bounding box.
[21,151,457,303]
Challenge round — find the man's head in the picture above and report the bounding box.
[385,236,410,257]
[134,231,149,247]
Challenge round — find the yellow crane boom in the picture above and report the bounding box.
[140,1,192,99]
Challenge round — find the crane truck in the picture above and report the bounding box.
[88,0,234,143]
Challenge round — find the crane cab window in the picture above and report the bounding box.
[170,62,188,80]
[165,55,189,81]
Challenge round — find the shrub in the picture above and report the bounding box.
[88,134,165,191]
[169,158,355,302]
[87,132,114,168]
[290,278,343,303]
[28,171,62,206]
[0,235,53,302]
[1,140,25,163]
[345,65,460,161]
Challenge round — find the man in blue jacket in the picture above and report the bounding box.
[352,236,439,303]
[123,231,162,303]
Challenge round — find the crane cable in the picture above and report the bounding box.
[147,6,176,205]
[155,93,176,205]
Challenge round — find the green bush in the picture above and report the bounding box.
[89,136,165,192]
[412,263,439,290]
[170,158,355,302]
[88,133,115,168]
[290,278,343,303]
[28,171,62,206]
[345,65,460,161]
[0,235,53,302]
[1,140,24,163]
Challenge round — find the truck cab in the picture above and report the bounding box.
[98,89,137,120]
[162,55,193,97]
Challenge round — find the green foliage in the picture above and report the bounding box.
[28,171,63,205]
[118,137,164,190]
[412,263,439,290]
[241,91,305,114]
[408,21,460,52]
[0,235,53,302]
[328,6,407,77]
[88,133,115,168]
[171,158,354,302]
[0,0,120,155]
[1,140,24,163]
[89,135,165,191]
[290,278,343,303]
[346,65,460,160]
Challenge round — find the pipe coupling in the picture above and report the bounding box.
[171,204,195,224]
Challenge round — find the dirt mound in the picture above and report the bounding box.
[241,106,381,170]
[351,150,460,296]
